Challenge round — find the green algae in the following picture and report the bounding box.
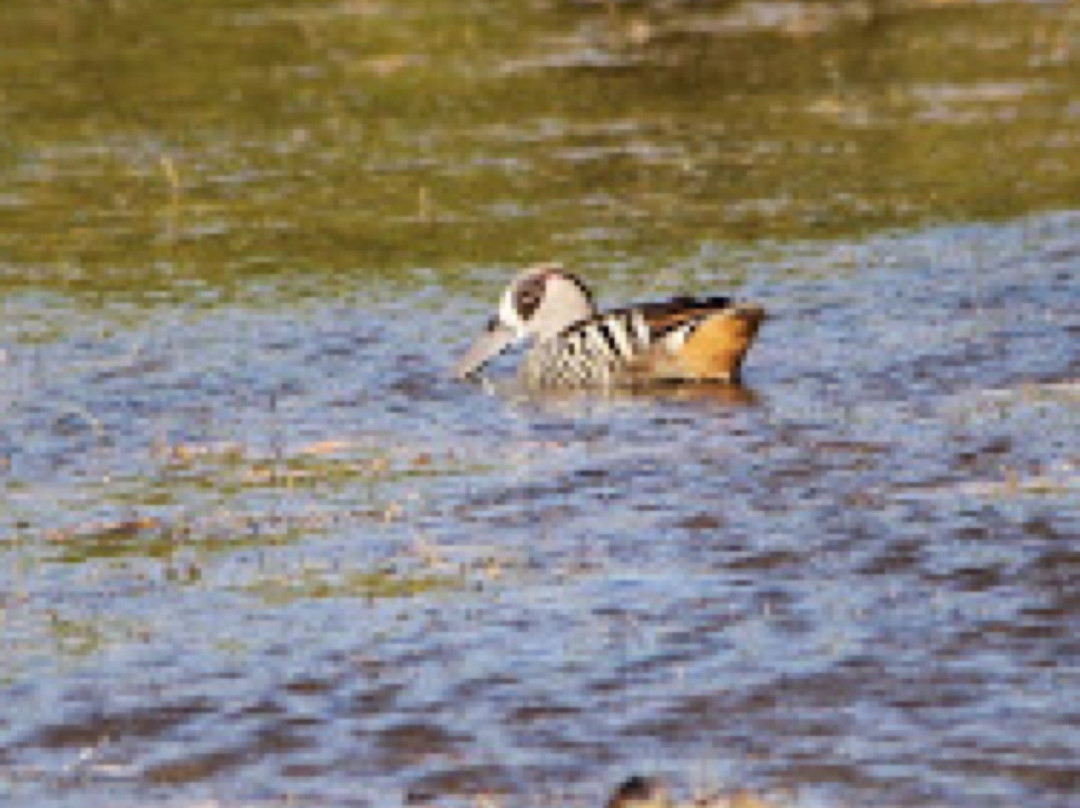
[1,0,1078,307]
[240,567,461,605]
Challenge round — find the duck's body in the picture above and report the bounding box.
[455,264,765,389]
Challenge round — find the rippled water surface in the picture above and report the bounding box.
[2,1,1080,806]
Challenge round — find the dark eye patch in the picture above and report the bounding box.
[513,273,546,320]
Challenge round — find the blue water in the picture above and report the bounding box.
[3,213,1079,807]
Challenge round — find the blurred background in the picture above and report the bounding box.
[1,1,1079,806]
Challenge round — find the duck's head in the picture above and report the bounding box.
[454,264,596,380]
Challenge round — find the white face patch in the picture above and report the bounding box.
[499,284,527,338]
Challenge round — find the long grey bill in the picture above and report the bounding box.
[453,323,516,380]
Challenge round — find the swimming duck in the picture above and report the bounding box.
[454,264,765,388]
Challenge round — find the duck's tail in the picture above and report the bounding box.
[678,303,767,382]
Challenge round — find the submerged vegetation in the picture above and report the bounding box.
[1,0,1079,305]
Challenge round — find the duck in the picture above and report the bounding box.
[454,264,766,389]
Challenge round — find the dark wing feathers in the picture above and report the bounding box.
[554,294,733,342]
[633,295,732,336]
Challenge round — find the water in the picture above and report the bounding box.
[2,1,1080,806]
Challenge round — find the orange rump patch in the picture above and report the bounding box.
[678,304,766,381]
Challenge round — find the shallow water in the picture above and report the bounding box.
[3,1,1080,807]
